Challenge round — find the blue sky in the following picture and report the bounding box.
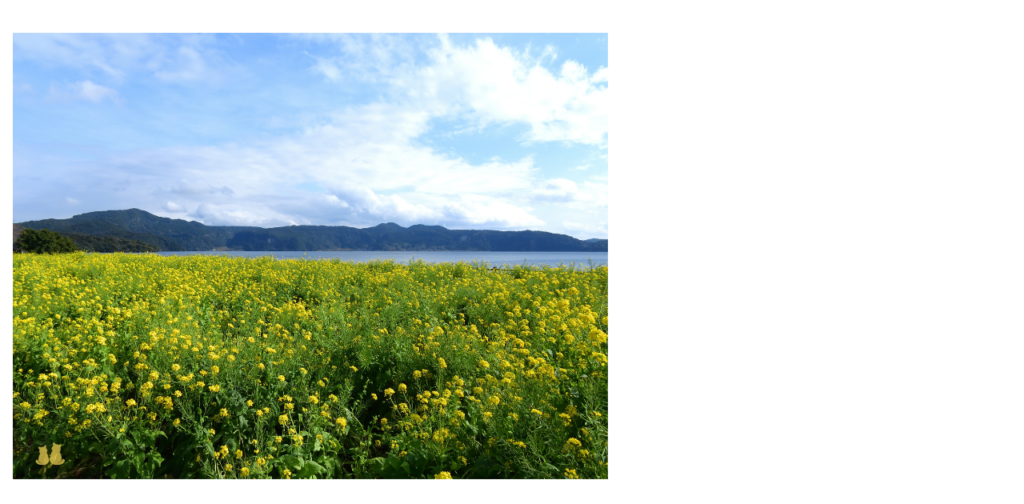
[13,34,608,238]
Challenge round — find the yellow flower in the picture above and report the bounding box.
[171,363,181,372]
[438,358,447,369]
[125,399,136,407]
[275,436,283,443]
[278,375,286,382]
[209,429,216,435]
[336,417,347,427]
[235,449,243,459]
[350,366,358,372]
[279,414,288,425]
[224,464,233,471]
[384,388,395,397]
[531,409,543,416]
[371,393,378,400]
[281,469,292,479]
[208,384,221,392]
[397,383,407,393]
[240,467,249,476]
[478,360,490,368]
[434,471,453,479]
[173,418,181,426]
[309,395,318,404]
[211,365,219,375]
[413,370,422,379]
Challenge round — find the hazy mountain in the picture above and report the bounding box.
[17,209,608,252]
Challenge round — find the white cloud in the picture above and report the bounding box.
[154,46,210,82]
[163,201,187,213]
[17,35,606,235]
[15,34,226,85]
[171,179,235,196]
[301,33,420,84]
[396,35,608,146]
[560,220,608,239]
[66,197,79,205]
[531,178,583,203]
[67,100,547,229]
[48,80,120,103]
[529,179,607,208]
[304,34,608,147]
[310,55,342,82]
[75,80,119,102]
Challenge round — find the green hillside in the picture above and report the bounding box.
[17,209,608,252]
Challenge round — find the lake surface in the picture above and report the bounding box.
[155,251,607,268]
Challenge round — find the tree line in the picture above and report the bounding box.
[14,226,157,254]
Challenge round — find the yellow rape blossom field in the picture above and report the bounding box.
[13,253,608,479]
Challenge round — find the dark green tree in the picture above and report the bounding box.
[15,228,79,254]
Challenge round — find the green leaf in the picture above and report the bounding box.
[109,459,130,479]
[388,456,402,470]
[277,455,304,472]
[296,460,324,479]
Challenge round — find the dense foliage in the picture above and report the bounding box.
[15,228,79,254]
[64,233,160,253]
[18,209,608,252]
[13,253,608,479]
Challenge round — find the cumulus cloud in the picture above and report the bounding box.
[163,201,187,213]
[16,34,606,235]
[54,99,546,229]
[398,35,608,146]
[304,34,608,147]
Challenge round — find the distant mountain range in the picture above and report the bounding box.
[16,209,608,252]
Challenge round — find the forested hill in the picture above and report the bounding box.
[12,223,22,250]
[16,209,608,252]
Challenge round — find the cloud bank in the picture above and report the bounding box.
[14,34,608,238]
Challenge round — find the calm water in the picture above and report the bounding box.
[155,251,607,268]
